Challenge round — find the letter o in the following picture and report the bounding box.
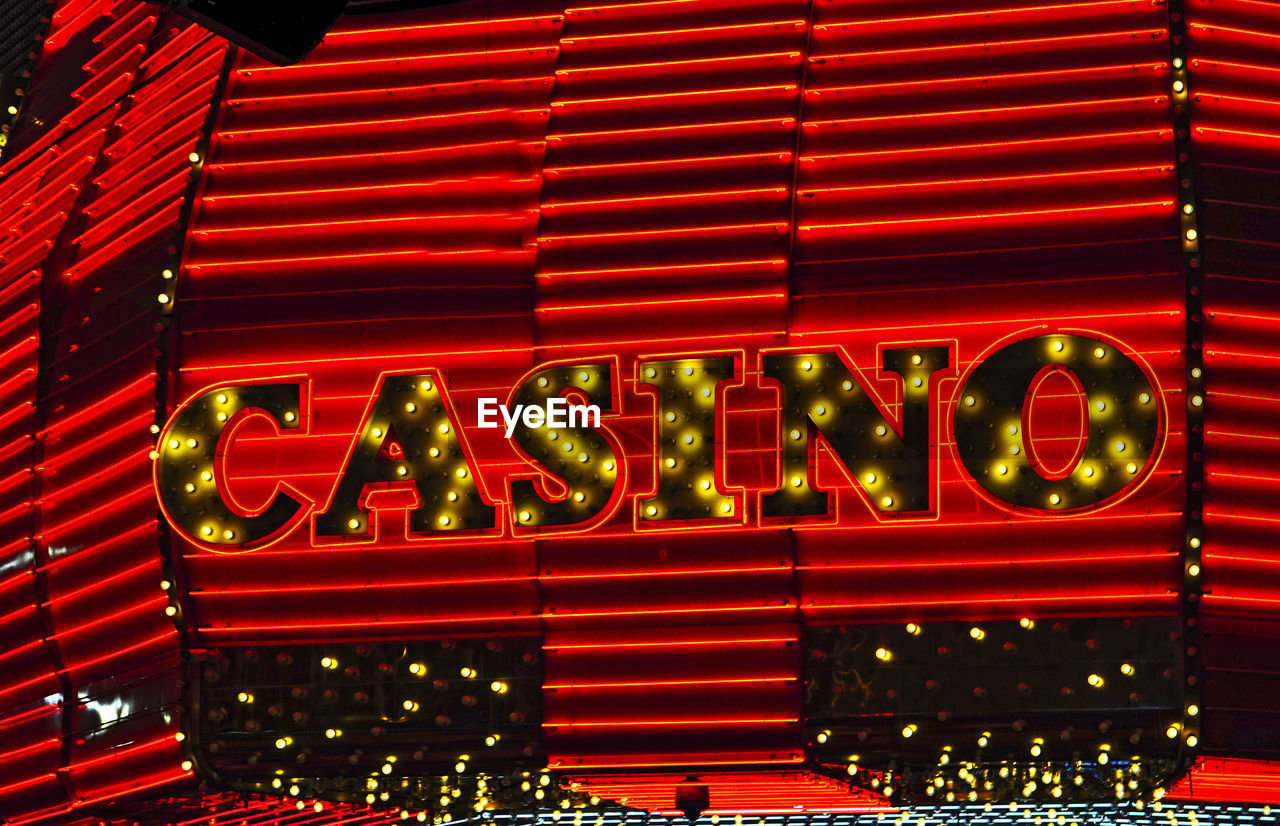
[954,333,1162,512]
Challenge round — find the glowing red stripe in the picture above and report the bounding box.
[199,614,541,633]
[0,773,57,798]
[540,565,787,581]
[48,596,168,642]
[810,62,1166,95]
[192,574,530,596]
[557,51,800,78]
[812,28,1165,61]
[1193,58,1280,76]
[546,604,792,620]
[39,486,153,538]
[561,20,805,46]
[187,248,526,273]
[538,259,785,279]
[547,151,790,176]
[200,176,535,203]
[179,344,532,372]
[800,165,1171,196]
[1197,91,1280,109]
[1196,125,1280,142]
[810,593,1171,610]
[538,292,786,312]
[544,637,796,651]
[237,46,557,74]
[806,95,1165,128]
[544,676,794,689]
[548,117,793,142]
[546,717,798,728]
[803,200,1173,231]
[0,639,45,669]
[55,630,176,678]
[552,84,796,107]
[65,735,175,771]
[78,768,190,806]
[50,559,158,606]
[816,0,1155,29]
[39,412,152,468]
[37,522,156,575]
[550,755,802,769]
[230,76,548,107]
[193,211,533,237]
[330,14,560,37]
[40,372,153,436]
[540,221,786,243]
[544,187,786,210]
[1189,21,1280,42]
[40,451,150,506]
[0,737,58,764]
[206,139,529,172]
[63,200,182,281]
[806,551,1170,571]
[218,107,514,139]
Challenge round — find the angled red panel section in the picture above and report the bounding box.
[1188,0,1280,754]
[0,0,228,820]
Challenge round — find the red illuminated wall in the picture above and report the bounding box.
[0,0,1276,821]
[176,0,1188,777]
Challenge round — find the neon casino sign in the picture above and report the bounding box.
[153,331,1166,550]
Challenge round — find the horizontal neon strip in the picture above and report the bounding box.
[799,165,1171,196]
[805,95,1165,128]
[557,51,800,78]
[538,259,785,279]
[237,46,558,74]
[200,175,535,203]
[207,138,532,171]
[546,717,798,728]
[330,14,560,38]
[552,84,796,108]
[810,592,1171,610]
[192,574,529,596]
[543,186,786,210]
[808,62,1166,96]
[817,0,1154,29]
[540,221,786,243]
[1188,21,1280,42]
[802,200,1173,230]
[544,637,796,651]
[548,116,793,142]
[547,150,790,176]
[199,614,541,632]
[537,291,786,312]
[544,676,794,689]
[562,20,805,46]
[192,211,532,237]
[811,28,1164,62]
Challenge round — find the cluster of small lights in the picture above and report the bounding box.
[1169,8,1205,776]
[807,618,1187,803]
[637,358,737,523]
[202,641,559,819]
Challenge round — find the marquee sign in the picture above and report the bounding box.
[153,330,1166,551]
